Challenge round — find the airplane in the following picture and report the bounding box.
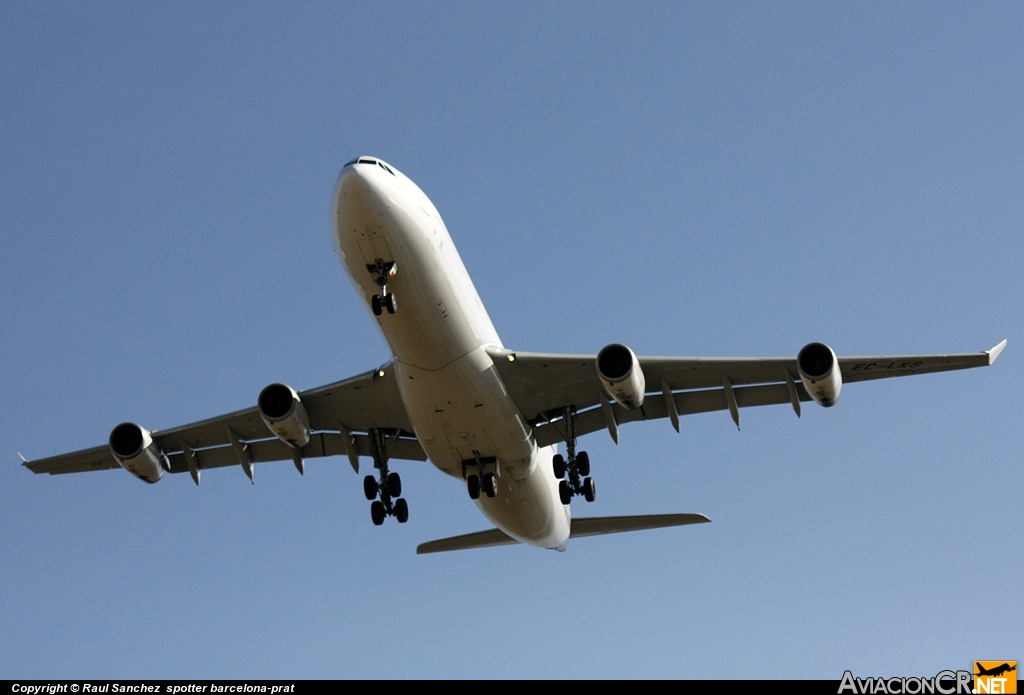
[975,663,1016,678]
[22,156,1008,554]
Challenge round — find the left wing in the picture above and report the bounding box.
[24,363,425,480]
[489,340,1006,446]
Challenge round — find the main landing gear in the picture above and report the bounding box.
[463,454,499,500]
[367,258,397,316]
[363,428,409,525]
[552,406,596,505]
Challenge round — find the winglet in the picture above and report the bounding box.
[987,339,1007,365]
[17,452,28,466]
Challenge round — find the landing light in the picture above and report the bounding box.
[378,369,385,377]
[507,354,516,362]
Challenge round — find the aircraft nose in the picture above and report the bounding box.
[332,159,396,241]
[334,159,390,211]
[338,160,371,194]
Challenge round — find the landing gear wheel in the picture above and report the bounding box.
[552,454,566,479]
[583,476,596,502]
[467,474,481,500]
[385,293,397,314]
[363,475,379,501]
[370,500,385,526]
[559,480,572,505]
[482,472,497,498]
[577,451,590,477]
[394,498,409,523]
[387,472,402,497]
[371,294,383,316]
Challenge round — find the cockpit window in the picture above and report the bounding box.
[345,157,394,175]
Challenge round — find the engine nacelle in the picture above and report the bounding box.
[258,383,311,448]
[597,343,646,409]
[798,342,842,407]
[109,422,166,484]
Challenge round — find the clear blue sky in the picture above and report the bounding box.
[1,2,1020,679]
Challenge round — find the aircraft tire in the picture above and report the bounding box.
[482,472,497,498]
[577,451,590,476]
[559,480,572,505]
[363,475,378,501]
[467,474,480,500]
[371,295,383,316]
[552,454,566,479]
[388,472,402,497]
[370,501,386,526]
[385,293,397,314]
[583,477,596,502]
[395,498,409,523]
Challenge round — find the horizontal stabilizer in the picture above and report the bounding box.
[416,528,519,554]
[570,512,711,538]
[416,512,711,554]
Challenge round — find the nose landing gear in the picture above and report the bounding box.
[364,428,409,525]
[551,407,596,505]
[367,259,397,315]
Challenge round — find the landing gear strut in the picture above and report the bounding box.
[551,406,596,504]
[367,259,397,315]
[365,428,409,524]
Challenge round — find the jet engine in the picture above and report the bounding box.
[109,422,166,484]
[597,343,646,409]
[797,342,842,407]
[258,383,311,448]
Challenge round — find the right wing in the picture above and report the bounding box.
[23,363,425,479]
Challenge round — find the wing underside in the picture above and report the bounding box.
[24,364,425,478]
[489,341,1005,447]
[23,340,1005,480]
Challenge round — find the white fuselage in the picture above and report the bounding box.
[331,159,570,549]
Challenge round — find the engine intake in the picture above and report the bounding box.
[797,342,842,407]
[597,343,646,409]
[109,422,165,483]
[258,383,311,448]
